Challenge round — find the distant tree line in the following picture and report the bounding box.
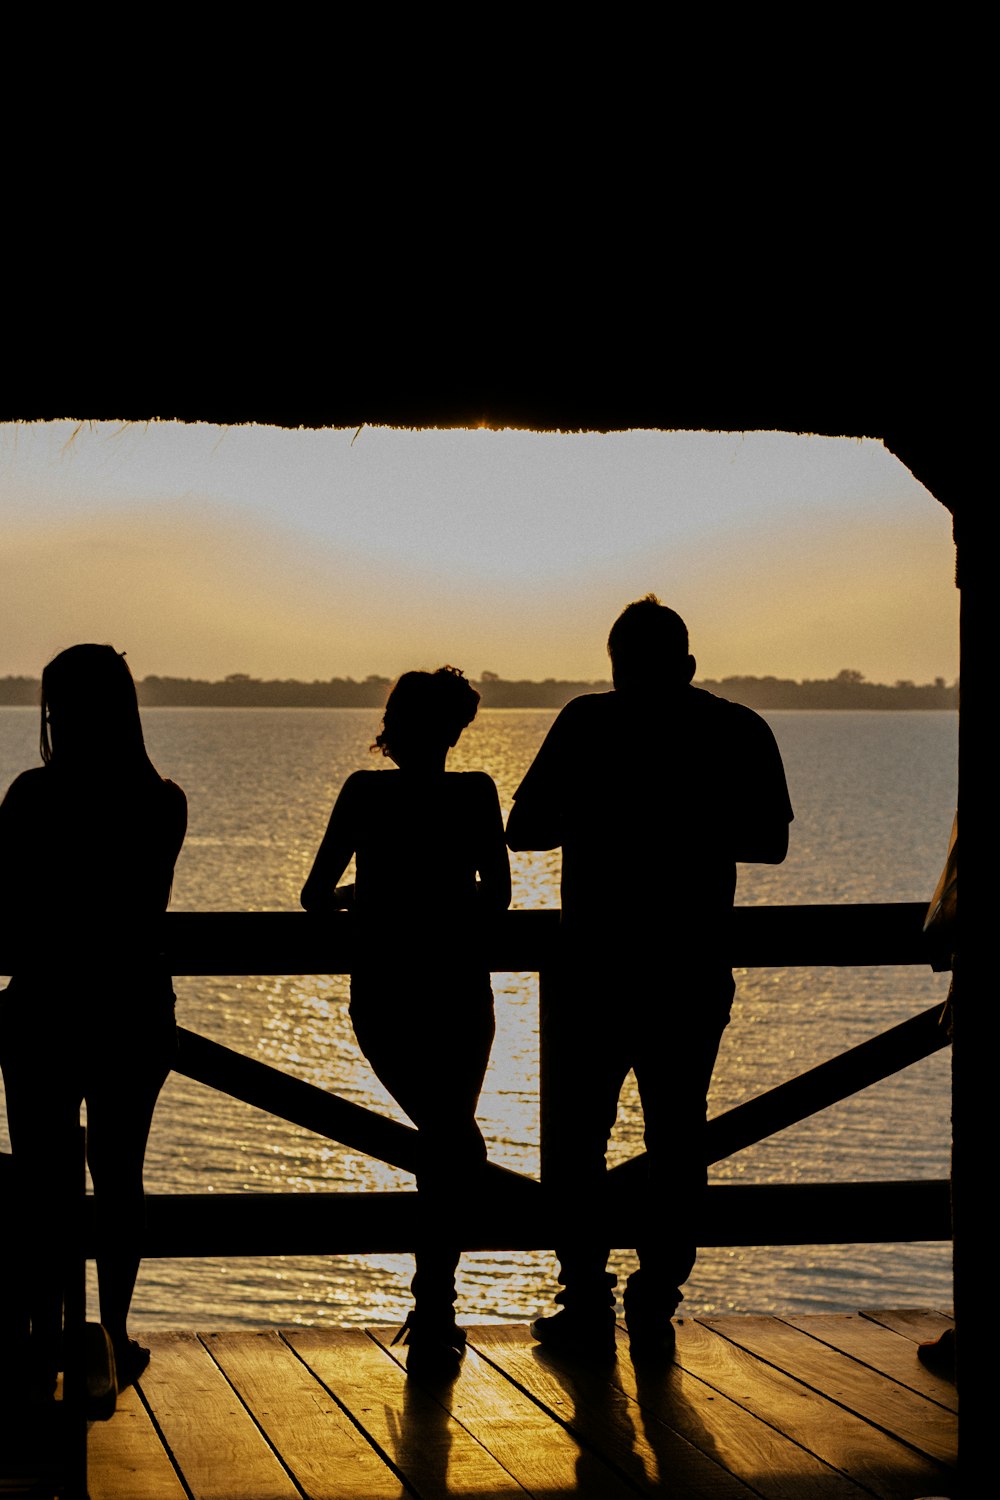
[474,672,610,708]
[696,669,958,711]
[0,677,39,706]
[138,673,395,708]
[0,668,958,711]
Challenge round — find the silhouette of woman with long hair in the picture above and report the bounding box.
[302,666,510,1376]
[0,644,186,1393]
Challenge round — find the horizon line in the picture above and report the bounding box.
[0,668,959,690]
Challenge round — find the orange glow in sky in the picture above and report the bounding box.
[1,422,958,685]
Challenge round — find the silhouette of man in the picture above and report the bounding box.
[506,596,793,1357]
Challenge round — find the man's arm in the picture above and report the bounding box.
[473,775,513,910]
[505,791,563,851]
[733,820,790,865]
[504,707,575,852]
[731,712,793,865]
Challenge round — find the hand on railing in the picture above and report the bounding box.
[301,881,354,914]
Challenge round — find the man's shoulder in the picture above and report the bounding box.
[556,691,617,721]
[548,692,620,746]
[686,690,788,799]
[550,687,770,740]
[688,685,743,711]
[687,687,773,732]
[532,691,615,741]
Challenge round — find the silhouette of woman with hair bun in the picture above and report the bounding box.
[0,644,187,1394]
[302,666,510,1377]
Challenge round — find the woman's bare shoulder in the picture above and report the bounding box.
[0,766,48,809]
[7,766,46,788]
[333,768,393,808]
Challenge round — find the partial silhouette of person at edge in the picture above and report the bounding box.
[506,596,793,1360]
[0,645,186,1396]
[301,667,510,1377]
[916,812,957,1381]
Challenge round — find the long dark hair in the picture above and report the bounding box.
[40,644,158,781]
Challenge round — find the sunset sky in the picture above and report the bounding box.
[1,420,959,686]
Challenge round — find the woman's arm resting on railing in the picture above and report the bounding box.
[301,775,358,912]
[474,773,512,911]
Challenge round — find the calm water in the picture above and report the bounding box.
[0,706,957,1327]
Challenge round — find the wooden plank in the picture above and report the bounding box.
[673,1319,952,1499]
[462,1322,757,1499]
[87,1383,188,1500]
[782,1313,957,1412]
[369,1323,643,1500]
[859,1308,955,1344]
[286,1326,529,1498]
[608,1323,873,1499]
[133,1330,299,1500]
[705,1314,957,1467]
[204,1329,401,1500]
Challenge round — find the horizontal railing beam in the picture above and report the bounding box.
[102,1179,950,1256]
[608,1003,950,1195]
[5,903,949,1262]
[18,901,929,978]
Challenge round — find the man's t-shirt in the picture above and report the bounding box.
[508,688,793,958]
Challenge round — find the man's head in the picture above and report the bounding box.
[607,595,696,692]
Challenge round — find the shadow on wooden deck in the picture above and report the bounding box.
[83,1309,957,1499]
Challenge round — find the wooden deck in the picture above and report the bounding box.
[83,1309,957,1499]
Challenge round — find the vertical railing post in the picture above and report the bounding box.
[537,960,563,1190]
[954,504,988,1478]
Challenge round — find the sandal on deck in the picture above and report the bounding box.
[392,1310,465,1379]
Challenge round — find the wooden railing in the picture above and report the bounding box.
[56,900,951,1256]
[4,903,950,1254]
